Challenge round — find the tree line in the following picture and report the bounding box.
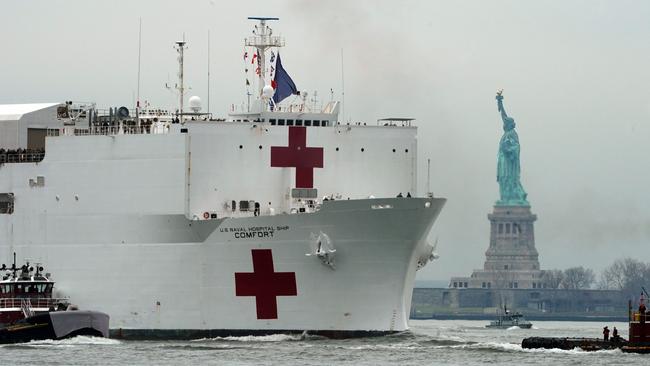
[542,258,650,296]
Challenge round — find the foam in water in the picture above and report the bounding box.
[192,334,303,342]
[18,336,121,347]
[343,343,422,351]
[452,341,625,355]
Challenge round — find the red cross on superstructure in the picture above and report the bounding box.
[235,249,298,320]
[271,126,323,188]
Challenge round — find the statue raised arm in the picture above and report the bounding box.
[496,89,509,122]
[494,90,528,206]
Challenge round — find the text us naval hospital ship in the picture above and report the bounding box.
[0,17,445,338]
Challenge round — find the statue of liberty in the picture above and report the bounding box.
[495,90,528,206]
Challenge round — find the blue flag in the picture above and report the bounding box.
[272,53,298,105]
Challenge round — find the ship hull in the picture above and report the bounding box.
[0,311,109,344]
[6,197,443,339]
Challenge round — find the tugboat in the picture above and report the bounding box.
[486,306,533,329]
[0,253,109,343]
[522,288,650,353]
[621,289,650,353]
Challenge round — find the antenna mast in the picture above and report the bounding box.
[427,158,432,197]
[174,39,188,120]
[245,17,284,104]
[207,30,210,115]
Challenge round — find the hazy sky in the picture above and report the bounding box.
[2,0,650,282]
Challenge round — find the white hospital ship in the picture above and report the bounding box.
[0,17,445,338]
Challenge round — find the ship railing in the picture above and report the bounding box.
[0,297,69,309]
[376,118,416,127]
[229,102,327,114]
[46,125,170,137]
[200,204,321,220]
[0,151,46,164]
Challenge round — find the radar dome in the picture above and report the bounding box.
[188,96,202,112]
[262,85,275,99]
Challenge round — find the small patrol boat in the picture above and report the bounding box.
[485,306,533,329]
[0,253,109,344]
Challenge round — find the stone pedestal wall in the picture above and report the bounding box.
[451,205,545,290]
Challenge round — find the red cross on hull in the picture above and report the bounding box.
[235,249,298,319]
[271,126,324,188]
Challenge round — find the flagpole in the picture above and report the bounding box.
[341,48,345,124]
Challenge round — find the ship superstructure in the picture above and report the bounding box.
[0,18,445,338]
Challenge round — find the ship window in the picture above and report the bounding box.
[482,282,486,288]
[313,120,320,126]
[464,282,468,288]
[504,265,508,270]
[278,119,285,126]
[405,149,409,153]
[231,200,237,212]
[239,200,250,212]
[0,193,14,214]
[533,283,537,289]
[505,223,511,234]
[453,282,458,288]
[487,282,491,288]
[270,119,277,125]
[361,148,365,152]
[392,149,396,153]
[286,120,294,126]
[295,120,303,126]
[498,223,503,234]
[304,120,312,126]
[514,282,518,289]
[336,147,339,151]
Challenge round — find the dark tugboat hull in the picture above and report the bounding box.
[0,311,109,344]
[622,345,650,353]
[522,337,625,351]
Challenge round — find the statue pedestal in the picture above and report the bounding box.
[485,205,539,271]
[449,205,545,290]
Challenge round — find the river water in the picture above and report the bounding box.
[1,320,642,365]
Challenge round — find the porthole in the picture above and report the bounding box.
[258,145,262,150]
[392,148,396,153]
[361,148,365,152]
[239,145,243,149]
[336,147,339,151]
[405,149,409,153]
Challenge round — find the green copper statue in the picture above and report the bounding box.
[495,90,528,206]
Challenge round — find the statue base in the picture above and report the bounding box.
[449,205,545,290]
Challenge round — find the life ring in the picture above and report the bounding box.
[203,212,210,220]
